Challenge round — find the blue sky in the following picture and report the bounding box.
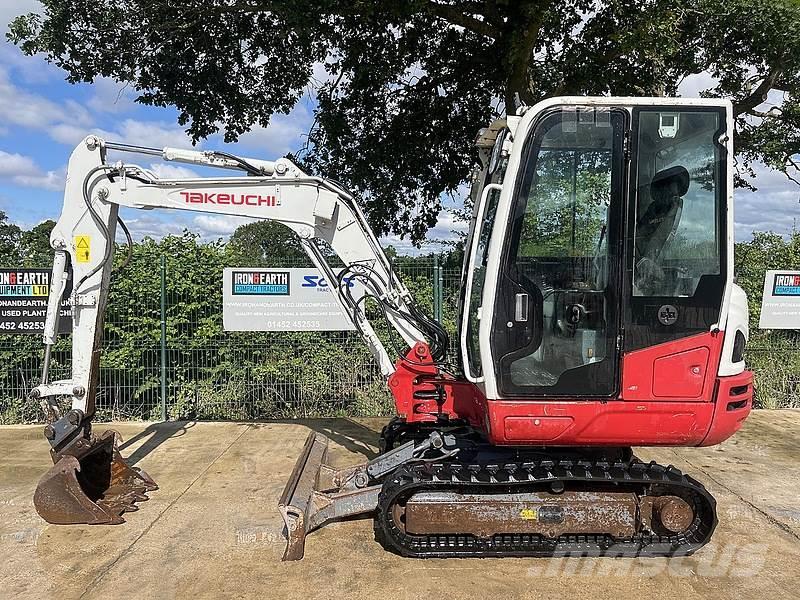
[0,1,797,254]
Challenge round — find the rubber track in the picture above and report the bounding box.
[375,458,717,558]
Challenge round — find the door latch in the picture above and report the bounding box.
[514,293,529,322]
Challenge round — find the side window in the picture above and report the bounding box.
[517,147,612,289]
[466,189,501,376]
[633,111,723,297]
[465,132,508,377]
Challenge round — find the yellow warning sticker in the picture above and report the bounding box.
[520,508,538,521]
[74,235,91,263]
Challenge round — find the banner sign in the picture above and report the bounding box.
[759,270,800,329]
[0,268,72,334]
[223,268,364,331]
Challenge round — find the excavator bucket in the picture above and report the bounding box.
[34,429,158,525]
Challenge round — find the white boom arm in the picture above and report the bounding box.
[33,135,429,423]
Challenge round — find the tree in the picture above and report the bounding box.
[9,1,800,242]
[0,211,21,266]
[20,220,55,265]
[227,221,307,266]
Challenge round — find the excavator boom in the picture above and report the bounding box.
[31,134,442,544]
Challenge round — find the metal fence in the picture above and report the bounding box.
[0,256,463,424]
[745,330,800,409]
[1,255,797,425]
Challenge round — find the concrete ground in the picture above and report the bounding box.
[1,411,799,600]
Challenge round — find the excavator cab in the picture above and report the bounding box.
[280,99,750,558]
[461,100,747,434]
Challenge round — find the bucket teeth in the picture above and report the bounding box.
[34,429,158,525]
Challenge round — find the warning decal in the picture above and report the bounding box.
[75,235,91,263]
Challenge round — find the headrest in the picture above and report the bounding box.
[651,165,690,197]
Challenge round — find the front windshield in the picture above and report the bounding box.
[633,111,724,297]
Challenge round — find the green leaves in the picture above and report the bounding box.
[733,230,800,408]
[0,212,55,267]
[7,1,800,239]
[226,221,307,266]
[0,211,22,265]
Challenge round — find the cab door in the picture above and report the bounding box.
[490,107,626,397]
[460,128,509,381]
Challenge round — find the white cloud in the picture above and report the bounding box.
[380,234,417,255]
[121,211,191,240]
[0,64,195,149]
[0,42,60,84]
[0,150,37,176]
[0,66,65,129]
[0,149,64,190]
[45,118,197,151]
[0,0,41,35]
[193,214,257,236]
[12,169,63,190]
[308,61,337,89]
[235,102,313,157]
[147,163,199,179]
[48,123,93,146]
[86,77,139,114]
[735,162,800,240]
[119,209,256,241]
[0,1,60,85]
[98,119,197,150]
[678,72,719,97]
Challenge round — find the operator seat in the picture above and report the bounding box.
[635,165,690,260]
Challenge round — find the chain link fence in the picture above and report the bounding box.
[0,255,463,423]
[1,253,796,424]
[745,330,800,409]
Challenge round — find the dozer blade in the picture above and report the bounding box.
[34,429,158,525]
[278,431,329,561]
[278,431,382,561]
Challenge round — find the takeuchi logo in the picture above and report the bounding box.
[179,191,280,206]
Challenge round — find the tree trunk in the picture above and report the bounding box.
[501,1,546,112]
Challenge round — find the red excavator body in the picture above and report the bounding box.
[391,334,752,447]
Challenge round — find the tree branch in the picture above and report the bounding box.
[734,64,783,116]
[785,156,800,186]
[423,1,499,38]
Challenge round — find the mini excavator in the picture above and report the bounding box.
[32,97,753,560]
